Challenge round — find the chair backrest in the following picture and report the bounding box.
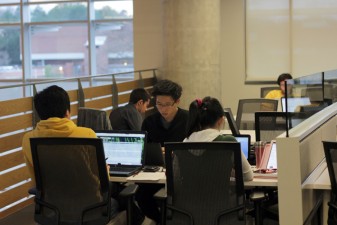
[236,99,278,130]
[255,112,288,142]
[224,107,240,136]
[260,86,280,98]
[30,137,111,225]
[164,142,245,225]
[299,102,328,114]
[77,107,112,130]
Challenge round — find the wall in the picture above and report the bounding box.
[134,0,273,113]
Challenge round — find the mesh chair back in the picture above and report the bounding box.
[30,137,110,225]
[164,142,245,225]
[260,87,279,98]
[236,99,278,130]
[77,107,112,130]
[255,112,288,142]
[323,141,337,224]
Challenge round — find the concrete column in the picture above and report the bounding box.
[162,0,221,108]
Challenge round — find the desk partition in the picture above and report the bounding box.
[277,103,337,225]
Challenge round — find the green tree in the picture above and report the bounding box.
[47,3,87,21]
[31,6,48,22]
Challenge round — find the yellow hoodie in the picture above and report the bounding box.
[22,117,96,184]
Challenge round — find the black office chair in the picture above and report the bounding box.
[29,137,138,225]
[322,141,337,224]
[260,87,280,98]
[77,107,112,130]
[224,107,240,136]
[156,142,246,225]
[255,112,288,142]
[236,99,278,130]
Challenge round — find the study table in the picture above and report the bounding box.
[109,170,278,187]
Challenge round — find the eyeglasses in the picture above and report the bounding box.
[156,101,176,108]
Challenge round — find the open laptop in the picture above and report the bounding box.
[234,134,251,160]
[259,141,277,170]
[143,142,165,167]
[95,130,147,177]
[281,97,311,112]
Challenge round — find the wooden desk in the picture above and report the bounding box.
[302,160,331,225]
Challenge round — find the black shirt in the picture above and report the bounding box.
[141,108,189,146]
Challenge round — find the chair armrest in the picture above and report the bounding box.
[154,187,167,200]
[119,184,138,198]
[28,187,37,195]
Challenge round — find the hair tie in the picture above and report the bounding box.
[196,98,202,107]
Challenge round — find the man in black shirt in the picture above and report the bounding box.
[139,79,188,223]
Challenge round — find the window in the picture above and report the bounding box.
[0,0,134,81]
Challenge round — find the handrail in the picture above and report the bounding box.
[0,68,158,90]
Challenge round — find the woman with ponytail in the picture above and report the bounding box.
[184,96,253,181]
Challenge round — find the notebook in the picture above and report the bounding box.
[234,134,251,160]
[95,130,147,177]
[281,97,311,112]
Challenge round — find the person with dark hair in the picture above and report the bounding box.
[141,79,189,145]
[138,79,189,224]
[22,85,145,224]
[109,88,150,130]
[185,96,253,181]
[265,73,293,99]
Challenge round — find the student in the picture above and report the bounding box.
[184,96,253,181]
[141,79,189,145]
[138,79,189,224]
[22,85,144,224]
[265,73,293,99]
[109,88,150,130]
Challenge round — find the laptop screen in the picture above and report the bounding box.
[234,135,251,159]
[266,142,277,169]
[95,131,147,166]
[281,97,311,112]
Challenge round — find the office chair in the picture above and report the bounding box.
[322,141,337,225]
[260,87,280,98]
[299,102,328,114]
[29,137,138,225]
[156,142,246,225]
[236,99,278,130]
[255,112,288,142]
[77,107,112,130]
[223,107,240,136]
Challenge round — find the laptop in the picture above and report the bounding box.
[143,142,165,168]
[95,130,147,177]
[281,97,311,112]
[234,134,251,160]
[259,141,277,170]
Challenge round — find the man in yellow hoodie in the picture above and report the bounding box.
[22,85,96,183]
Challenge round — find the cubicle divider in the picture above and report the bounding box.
[0,69,158,219]
[277,103,337,225]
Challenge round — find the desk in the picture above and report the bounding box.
[110,171,277,187]
[302,160,330,225]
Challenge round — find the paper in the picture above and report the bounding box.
[126,172,165,182]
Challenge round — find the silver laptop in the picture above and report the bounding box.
[95,130,147,177]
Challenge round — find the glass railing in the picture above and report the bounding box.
[283,69,337,135]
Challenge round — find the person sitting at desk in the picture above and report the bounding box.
[109,88,150,131]
[22,85,144,224]
[138,79,189,224]
[265,73,293,99]
[184,96,253,181]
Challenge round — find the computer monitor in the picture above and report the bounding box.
[281,97,311,112]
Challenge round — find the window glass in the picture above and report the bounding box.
[29,3,87,22]
[0,26,22,80]
[94,1,133,19]
[0,5,20,23]
[30,24,88,79]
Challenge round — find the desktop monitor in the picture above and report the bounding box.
[281,97,311,112]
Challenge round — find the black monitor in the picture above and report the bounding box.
[224,108,240,136]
